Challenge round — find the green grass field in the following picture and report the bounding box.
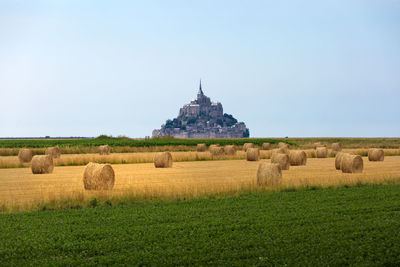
[1,137,399,149]
[0,185,399,265]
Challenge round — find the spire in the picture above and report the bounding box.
[198,79,204,95]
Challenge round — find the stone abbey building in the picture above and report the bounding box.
[152,82,249,138]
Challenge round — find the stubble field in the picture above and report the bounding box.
[1,156,399,212]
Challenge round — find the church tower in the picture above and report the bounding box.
[197,79,204,99]
[196,80,211,106]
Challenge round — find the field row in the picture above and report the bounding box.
[1,137,400,155]
[0,138,288,149]
[2,148,400,169]
[1,156,399,212]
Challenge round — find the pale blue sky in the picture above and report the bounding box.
[0,0,399,137]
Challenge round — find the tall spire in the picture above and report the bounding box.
[198,79,204,95]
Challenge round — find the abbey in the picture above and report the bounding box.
[152,82,249,138]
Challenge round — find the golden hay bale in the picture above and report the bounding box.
[99,145,111,155]
[368,149,384,161]
[278,146,289,154]
[224,145,236,155]
[261,143,271,150]
[83,162,115,190]
[18,148,33,163]
[246,148,260,161]
[331,142,342,152]
[31,155,54,174]
[271,147,289,156]
[314,142,326,149]
[335,152,346,170]
[257,163,282,186]
[341,154,363,173]
[271,153,290,170]
[209,144,219,150]
[45,147,61,159]
[316,147,328,158]
[278,142,289,149]
[243,143,254,152]
[289,150,307,166]
[210,145,224,156]
[271,148,280,155]
[196,143,207,152]
[154,152,173,168]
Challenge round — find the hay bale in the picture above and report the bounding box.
[210,145,224,156]
[271,148,280,156]
[289,150,307,166]
[278,146,289,154]
[331,143,342,152]
[45,147,61,159]
[196,143,207,152]
[368,149,384,161]
[271,153,290,170]
[314,142,326,149]
[209,144,219,150]
[99,145,111,155]
[154,152,173,168]
[278,142,289,149]
[316,147,328,158]
[243,143,254,152]
[341,154,363,173]
[224,145,236,155]
[31,155,54,174]
[261,143,271,150]
[257,163,282,186]
[83,162,115,190]
[18,148,33,163]
[335,152,346,170]
[246,148,260,161]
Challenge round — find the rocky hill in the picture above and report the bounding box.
[152,82,249,138]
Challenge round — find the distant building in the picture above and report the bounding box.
[152,81,249,138]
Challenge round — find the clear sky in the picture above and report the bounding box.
[0,0,399,138]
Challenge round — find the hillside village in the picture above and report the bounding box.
[152,82,249,138]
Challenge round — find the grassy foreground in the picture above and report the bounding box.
[0,185,400,265]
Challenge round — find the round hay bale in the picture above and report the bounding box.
[18,148,33,163]
[368,149,384,161]
[270,148,283,159]
[224,145,236,155]
[331,143,342,152]
[83,162,115,190]
[316,147,328,158]
[99,145,111,155]
[210,145,224,156]
[289,150,307,166]
[45,147,61,159]
[278,142,289,149]
[341,154,363,173]
[31,155,54,174]
[257,163,282,186]
[196,143,207,152]
[261,143,271,150]
[335,152,346,170]
[278,146,289,154]
[246,148,260,161]
[314,142,326,149]
[243,143,254,152]
[154,152,173,168]
[209,144,219,150]
[271,153,290,170]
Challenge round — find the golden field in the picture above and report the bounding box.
[0,156,399,212]
[1,148,400,169]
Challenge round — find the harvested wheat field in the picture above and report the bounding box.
[0,156,400,210]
